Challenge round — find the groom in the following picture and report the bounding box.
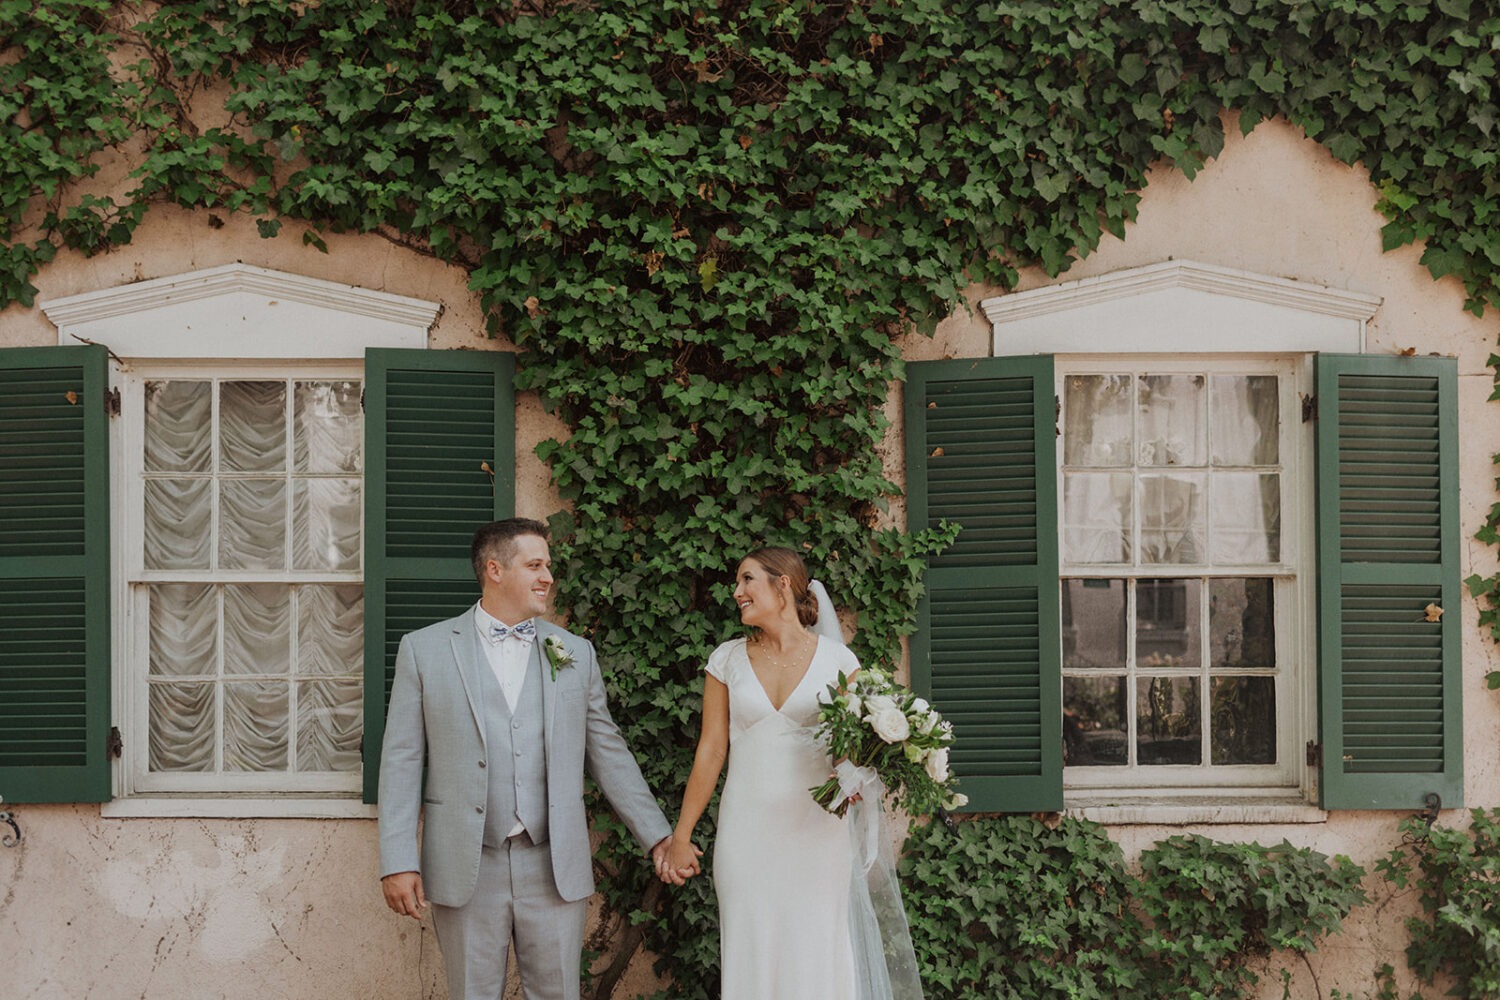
[379,518,678,1000]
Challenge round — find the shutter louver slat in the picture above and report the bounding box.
[362,349,515,803]
[906,356,1061,813]
[0,346,111,802]
[1316,356,1461,810]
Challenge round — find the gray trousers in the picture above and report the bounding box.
[431,836,589,1000]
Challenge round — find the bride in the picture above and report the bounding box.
[659,546,921,1000]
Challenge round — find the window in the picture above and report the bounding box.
[1058,361,1300,791]
[903,261,1463,817]
[129,370,365,793]
[0,265,517,816]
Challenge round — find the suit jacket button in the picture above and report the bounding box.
[478,760,487,768]
[475,806,484,814]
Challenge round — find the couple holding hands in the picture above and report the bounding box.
[379,518,905,1000]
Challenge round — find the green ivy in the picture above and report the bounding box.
[902,815,1367,999]
[6,2,1500,996]
[1375,808,1500,999]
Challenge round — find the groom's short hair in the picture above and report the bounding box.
[472,518,550,583]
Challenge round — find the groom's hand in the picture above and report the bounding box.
[382,871,428,919]
[653,835,702,886]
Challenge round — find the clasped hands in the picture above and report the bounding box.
[652,834,702,886]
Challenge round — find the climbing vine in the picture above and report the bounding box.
[901,816,1368,1000]
[5,1,1500,996]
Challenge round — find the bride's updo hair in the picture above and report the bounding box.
[744,546,819,628]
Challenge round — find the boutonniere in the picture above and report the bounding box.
[543,635,574,681]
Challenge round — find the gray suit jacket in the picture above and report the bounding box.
[378,611,671,906]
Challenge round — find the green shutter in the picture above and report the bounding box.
[362,349,516,802]
[1315,354,1461,810]
[0,345,111,803]
[905,356,1061,813]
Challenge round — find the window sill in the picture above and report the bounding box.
[101,796,378,820]
[1064,795,1327,826]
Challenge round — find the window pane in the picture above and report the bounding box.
[297,585,364,676]
[1064,374,1132,467]
[1062,579,1125,668]
[220,478,286,569]
[224,584,291,675]
[1210,578,1275,668]
[1137,676,1201,765]
[144,380,210,472]
[294,381,362,473]
[149,584,216,676]
[1137,374,1206,467]
[220,381,286,472]
[1140,473,1206,563]
[1211,472,1280,563]
[149,682,215,772]
[1211,676,1276,764]
[1063,472,1133,563]
[145,478,212,569]
[297,679,362,772]
[293,478,361,571]
[1136,578,1201,669]
[1211,375,1279,466]
[224,681,288,771]
[1064,676,1127,766]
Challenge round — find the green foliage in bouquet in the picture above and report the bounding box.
[903,816,1367,1000]
[809,667,963,819]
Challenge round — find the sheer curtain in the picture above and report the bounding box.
[143,377,364,776]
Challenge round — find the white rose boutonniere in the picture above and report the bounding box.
[542,635,574,681]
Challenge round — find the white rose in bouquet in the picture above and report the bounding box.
[868,705,910,743]
[864,694,897,715]
[923,746,950,783]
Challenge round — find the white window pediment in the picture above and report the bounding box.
[981,259,1381,355]
[40,263,437,359]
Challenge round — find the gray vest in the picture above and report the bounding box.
[479,643,549,848]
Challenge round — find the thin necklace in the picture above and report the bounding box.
[754,631,813,670]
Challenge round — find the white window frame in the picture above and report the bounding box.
[122,362,367,796]
[981,259,1382,820]
[40,264,437,817]
[1056,355,1307,796]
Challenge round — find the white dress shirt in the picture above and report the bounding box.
[473,603,534,837]
[474,603,534,711]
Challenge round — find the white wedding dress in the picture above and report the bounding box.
[707,636,859,1000]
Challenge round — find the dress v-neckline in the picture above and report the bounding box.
[745,636,819,714]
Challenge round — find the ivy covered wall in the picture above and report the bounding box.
[4,1,1499,997]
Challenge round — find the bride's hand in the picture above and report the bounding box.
[661,838,702,885]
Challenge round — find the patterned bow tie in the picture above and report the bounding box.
[488,620,536,643]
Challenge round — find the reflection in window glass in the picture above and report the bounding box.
[1064,676,1127,766]
[1137,676,1201,765]
[1061,366,1286,782]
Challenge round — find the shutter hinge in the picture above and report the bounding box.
[1055,394,1061,438]
[105,387,121,418]
[1305,740,1322,767]
[107,726,123,760]
[1300,393,1317,422]
[359,388,365,412]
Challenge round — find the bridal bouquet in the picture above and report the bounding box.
[809,666,966,818]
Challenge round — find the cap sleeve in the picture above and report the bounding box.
[705,639,743,683]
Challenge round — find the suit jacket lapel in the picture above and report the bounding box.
[448,617,488,751]
[536,621,558,760]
